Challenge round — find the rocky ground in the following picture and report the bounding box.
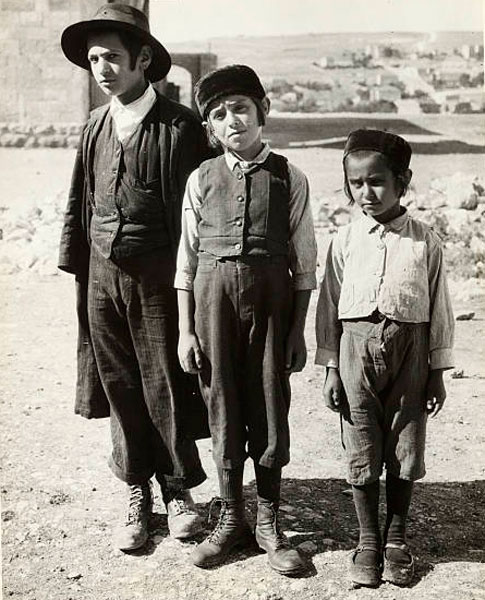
[1,147,485,600]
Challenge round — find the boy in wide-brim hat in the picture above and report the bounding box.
[175,64,317,575]
[58,3,211,552]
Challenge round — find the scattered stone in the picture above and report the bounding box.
[2,510,15,522]
[430,173,481,210]
[456,312,475,321]
[450,369,465,379]
[49,491,72,505]
[298,540,318,553]
[322,538,337,546]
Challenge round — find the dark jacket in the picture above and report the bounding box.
[58,92,211,430]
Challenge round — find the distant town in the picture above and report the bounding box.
[264,38,484,115]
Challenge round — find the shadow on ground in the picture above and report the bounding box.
[145,478,484,582]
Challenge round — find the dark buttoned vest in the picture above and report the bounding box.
[90,109,170,259]
[197,153,290,257]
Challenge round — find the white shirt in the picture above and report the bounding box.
[109,83,157,142]
[315,210,454,370]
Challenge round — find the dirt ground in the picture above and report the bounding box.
[1,147,485,600]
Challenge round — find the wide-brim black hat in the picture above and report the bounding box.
[61,3,171,82]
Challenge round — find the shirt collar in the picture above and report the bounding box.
[224,142,271,172]
[109,83,157,141]
[362,207,409,233]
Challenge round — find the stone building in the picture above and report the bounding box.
[0,0,216,145]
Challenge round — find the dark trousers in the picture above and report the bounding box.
[194,255,293,470]
[87,246,206,490]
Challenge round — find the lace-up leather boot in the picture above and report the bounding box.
[191,499,254,568]
[114,482,152,551]
[255,501,305,575]
[165,489,204,539]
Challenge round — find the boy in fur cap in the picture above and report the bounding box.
[175,64,317,574]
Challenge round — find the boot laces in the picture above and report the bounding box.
[272,515,290,550]
[126,484,149,525]
[260,507,289,550]
[206,498,228,544]
[169,493,194,515]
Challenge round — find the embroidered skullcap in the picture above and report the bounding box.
[343,129,412,171]
[195,64,266,119]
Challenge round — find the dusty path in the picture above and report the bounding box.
[1,271,484,600]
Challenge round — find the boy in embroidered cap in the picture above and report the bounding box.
[58,3,211,552]
[175,64,317,574]
[315,129,454,587]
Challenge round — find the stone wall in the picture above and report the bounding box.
[0,1,215,147]
[0,0,98,125]
[0,122,83,148]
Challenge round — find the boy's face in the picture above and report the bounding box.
[87,31,150,105]
[206,95,267,161]
[345,151,407,223]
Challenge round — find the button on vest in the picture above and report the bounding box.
[197,153,290,257]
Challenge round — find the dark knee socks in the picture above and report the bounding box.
[351,475,414,565]
[352,480,381,566]
[217,465,244,502]
[217,463,282,505]
[384,474,413,563]
[159,478,182,504]
[254,463,281,504]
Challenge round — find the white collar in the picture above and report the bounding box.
[224,143,271,171]
[109,83,157,142]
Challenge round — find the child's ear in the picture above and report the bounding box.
[262,96,271,116]
[139,45,153,71]
[403,169,413,186]
[203,121,221,149]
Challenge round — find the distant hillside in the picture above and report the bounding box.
[166,31,483,83]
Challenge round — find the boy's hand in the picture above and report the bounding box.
[426,369,447,417]
[323,367,343,412]
[178,331,204,374]
[285,327,307,373]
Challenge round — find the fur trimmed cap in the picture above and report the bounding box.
[194,64,266,118]
[343,129,412,171]
[61,3,171,82]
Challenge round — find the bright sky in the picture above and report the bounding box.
[151,0,484,43]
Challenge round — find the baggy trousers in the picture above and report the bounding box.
[339,317,429,486]
[87,246,206,490]
[194,255,293,470]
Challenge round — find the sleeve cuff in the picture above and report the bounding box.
[430,348,454,370]
[174,271,194,291]
[293,272,317,291]
[315,347,339,367]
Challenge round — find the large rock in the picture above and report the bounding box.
[430,172,483,210]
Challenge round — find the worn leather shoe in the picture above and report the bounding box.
[382,543,414,586]
[166,490,204,539]
[255,502,306,576]
[191,499,254,568]
[349,545,382,587]
[113,482,152,552]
